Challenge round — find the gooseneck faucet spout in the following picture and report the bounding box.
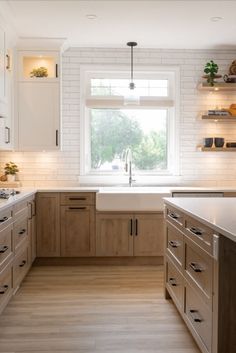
[124,148,136,187]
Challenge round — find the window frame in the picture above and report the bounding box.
[80,64,180,183]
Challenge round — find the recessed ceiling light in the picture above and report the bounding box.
[210,16,223,22]
[86,14,97,20]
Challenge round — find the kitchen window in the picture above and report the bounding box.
[80,66,179,182]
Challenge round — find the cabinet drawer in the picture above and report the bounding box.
[185,217,214,255]
[185,283,212,353]
[0,265,13,313]
[0,207,13,232]
[13,246,30,289]
[60,193,95,205]
[166,206,184,228]
[166,222,184,269]
[13,198,29,220]
[0,224,13,269]
[166,257,184,312]
[13,216,29,252]
[185,240,213,303]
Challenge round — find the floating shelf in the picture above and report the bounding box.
[200,147,236,152]
[198,83,236,91]
[201,115,236,121]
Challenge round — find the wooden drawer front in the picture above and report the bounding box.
[0,224,13,269]
[13,246,30,289]
[166,257,184,311]
[185,217,213,255]
[185,284,212,352]
[185,241,213,302]
[13,217,29,252]
[60,193,95,206]
[166,223,184,269]
[13,198,29,220]
[0,207,13,232]
[0,265,13,311]
[166,206,184,228]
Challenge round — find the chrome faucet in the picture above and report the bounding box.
[124,148,135,187]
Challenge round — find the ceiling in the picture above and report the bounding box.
[3,0,236,49]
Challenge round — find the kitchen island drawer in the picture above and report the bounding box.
[185,283,212,353]
[166,222,184,269]
[60,193,95,206]
[0,207,13,232]
[0,224,13,269]
[185,216,214,255]
[166,206,184,228]
[0,265,13,314]
[13,216,29,252]
[13,246,30,289]
[166,257,184,312]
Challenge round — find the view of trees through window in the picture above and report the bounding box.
[90,109,167,172]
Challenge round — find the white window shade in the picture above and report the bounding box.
[86,97,174,109]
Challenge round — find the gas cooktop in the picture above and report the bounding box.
[0,189,20,199]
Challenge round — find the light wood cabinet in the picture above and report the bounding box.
[60,205,95,257]
[164,203,236,353]
[28,198,36,264]
[96,212,164,257]
[36,193,60,257]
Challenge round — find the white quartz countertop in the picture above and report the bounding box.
[0,188,36,212]
[164,197,236,243]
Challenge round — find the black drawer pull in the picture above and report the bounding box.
[169,277,177,286]
[0,285,9,294]
[19,260,26,267]
[189,309,202,323]
[168,240,180,248]
[189,227,203,236]
[0,216,8,223]
[68,207,86,210]
[169,212,180,220]
[130,219,133,236]
[135,219,138,236]
[0,245,9,253]
[69,197,86,201]
[189,262,203,273]
[18,229,26,235]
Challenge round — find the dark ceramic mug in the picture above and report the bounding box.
[204,137,213,148]
[214,137,225,148]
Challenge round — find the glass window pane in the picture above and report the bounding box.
[90,109,167,172]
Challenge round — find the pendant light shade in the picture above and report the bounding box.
[124,41,139,105]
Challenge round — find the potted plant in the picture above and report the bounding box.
[4,162,19,182]
[203,60,221,86]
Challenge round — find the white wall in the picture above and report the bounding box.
[1,47,236,187]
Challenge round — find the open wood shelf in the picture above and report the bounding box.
[199,146,236,152]
[201,115,236,121]
[198,83,236,91]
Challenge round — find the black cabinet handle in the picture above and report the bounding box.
[55,64,58,78]
[130,219,133,236]
[6,54,10,70]
[19,260,26,268]
[169,277,177,286]
[168,240,180,248]
[189,262,203,273]
[189,227,203,237]
[68,207,86,210]
[18,229,26,235]
[169,212,180,220]
[0,216,8,223]
[135,219,138,236]
[189,309,202,323]
[0,285,9,294]
[5,126,10,144]
[0,245,9,254]
[69,197,86,201]
[56,130,58,145]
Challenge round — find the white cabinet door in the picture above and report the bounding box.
[18,82,60,150]
[0,26,5,103]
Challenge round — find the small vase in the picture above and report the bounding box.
[7,174,15,182]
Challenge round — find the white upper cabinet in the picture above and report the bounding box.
[16,49,61,151]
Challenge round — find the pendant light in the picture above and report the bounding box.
[124,41,140,105]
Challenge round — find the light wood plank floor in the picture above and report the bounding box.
[0,266,200,353]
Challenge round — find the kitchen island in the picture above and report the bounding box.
[164,197,236,353]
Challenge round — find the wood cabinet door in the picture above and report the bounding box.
[18,82,60,151]
[96,213,133,257]
[133,213,164,256]
[36,193,60,257]
[60,206,95,257]
[28,200,36,263]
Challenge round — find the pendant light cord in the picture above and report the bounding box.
[127,42,137,90]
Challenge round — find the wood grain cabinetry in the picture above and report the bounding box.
[96,212,164,257]
[164,203,236,353]
[28,199,36,263]
[36,193,60,257]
